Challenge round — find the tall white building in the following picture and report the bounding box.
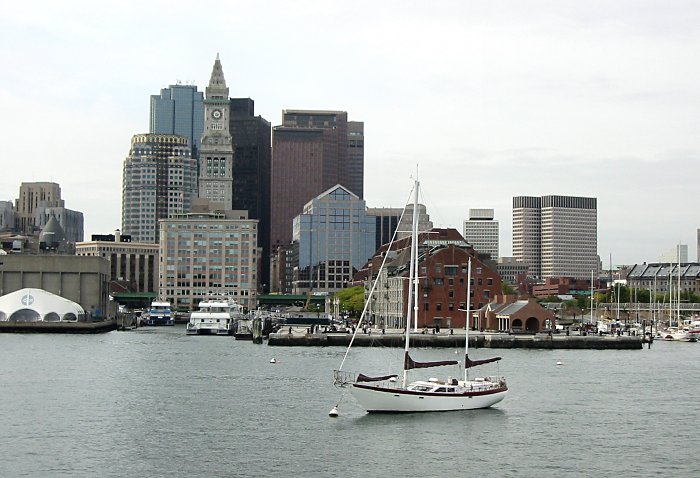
[463,208,499,258]
[513,195,598,279]
[198,55,234,209]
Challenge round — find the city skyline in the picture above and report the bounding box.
[2,1,699,266]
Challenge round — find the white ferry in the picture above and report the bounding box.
[186,296,244,335]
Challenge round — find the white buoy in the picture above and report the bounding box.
[270,358,277,364]
[556,361,564,366]
[388,376,397,382]
[329,407,339,417]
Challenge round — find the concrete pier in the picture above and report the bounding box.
[0,320,118,334]
[267,331,644,349]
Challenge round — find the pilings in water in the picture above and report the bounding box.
[267,332,644,350]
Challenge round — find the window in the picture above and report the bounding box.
[445,266,457,276]
[436,303,442,311]
[434,277,444,286]
[448,290,454,298]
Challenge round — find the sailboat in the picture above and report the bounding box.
[333,178,508,413]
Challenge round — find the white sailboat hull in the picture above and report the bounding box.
[350,383,508,413]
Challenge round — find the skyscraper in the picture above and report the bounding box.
[513,195,597,279]
[463,208,499,259]
[229,98,272,289]
[270,110,364,253]
[198,55,234,210]
[347,121,364,198]
[150,83,204,156]
[121,133,197,243]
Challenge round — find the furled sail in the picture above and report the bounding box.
[464,354,501,369]
[404,352,458,370]
[356,373,399,382]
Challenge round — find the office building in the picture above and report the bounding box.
[13,182,83,243]
[121,133,197,243]
[513,195,597,280]
[159,200,259,311]
[198,55,234,210]
[76,230,159,294]
[229,98,272,289]
[150,83,204,156]
[292,185,375,293]
[270,110,364,253]
[463,208,499,258]
[367,204,433,252]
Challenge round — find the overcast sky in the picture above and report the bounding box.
[1,1,698,266]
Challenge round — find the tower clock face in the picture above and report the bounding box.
[212,109,222,120]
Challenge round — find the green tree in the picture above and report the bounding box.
[335,286,365,317]
[501,282,516,295]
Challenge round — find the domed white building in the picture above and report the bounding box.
[0,288,86,322]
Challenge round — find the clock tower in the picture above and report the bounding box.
[198,54,234,209]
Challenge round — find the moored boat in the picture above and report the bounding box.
[143,300,174,326]
[333,177,507,413]
[186,295,243,335]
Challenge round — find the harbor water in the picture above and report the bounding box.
[1,327,699,477]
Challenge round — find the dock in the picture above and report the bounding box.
[0,320,119,334]
[267,331,644,349]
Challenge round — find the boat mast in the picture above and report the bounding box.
[677,247,681,328]
[589,270,594,327]
[464,259,472,383]
[402,179,420,387]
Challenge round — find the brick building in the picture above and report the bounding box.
[358,228,501,330]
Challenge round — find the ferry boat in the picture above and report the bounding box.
[186,295,244,335]
[143,300,174,326]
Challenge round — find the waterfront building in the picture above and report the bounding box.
[358,228,501,330]
[229,98,272,289]
[150,83,204,156]
[198,55,234,210]
[158,200,259,311]
[270,110,364,253]
[659,244,688,264]
[531,277,597,299]
[76,229,159,294]
[121,133,196,243]
[0,254,112,318]
[475,296,554,333]
[513,195,598,280]
[626,262,700,296]
[463,208,499,259]
[292,185,375,293]
[13,182,84,242]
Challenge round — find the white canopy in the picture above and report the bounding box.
[0,288,86,322]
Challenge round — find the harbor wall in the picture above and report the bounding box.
[267,332,644,349]
[0,320,118,334]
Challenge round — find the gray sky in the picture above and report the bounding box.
[1,0,698,266]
